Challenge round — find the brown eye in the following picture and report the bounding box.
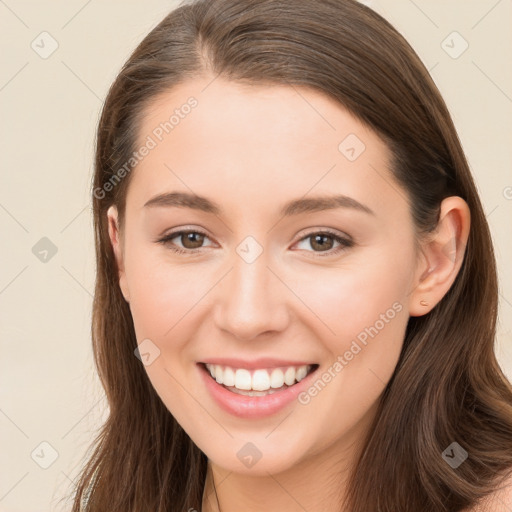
[179,231,206,249]
[309,234,335,252]
[294,230,353,258]
[157,229,213,255]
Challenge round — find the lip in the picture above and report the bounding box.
[200,357,316,370]
[197,362,319,419]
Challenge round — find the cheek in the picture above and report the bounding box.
[290,249,412,344]
[126,235,413,354]
[124,243,205,341]
[290,248,411,407]
[124,252,209,417]
[293,249,411,424]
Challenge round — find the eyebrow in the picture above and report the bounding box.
[143,191,375,217]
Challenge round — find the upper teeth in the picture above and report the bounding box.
[205,364,312,391]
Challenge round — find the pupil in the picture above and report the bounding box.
[185,232,203,248]
[313,234,332,251]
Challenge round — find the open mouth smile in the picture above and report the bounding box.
[198,361,319,418]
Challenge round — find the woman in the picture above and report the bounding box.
[72,0,512,510]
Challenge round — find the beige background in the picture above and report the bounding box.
[0,0,510,510]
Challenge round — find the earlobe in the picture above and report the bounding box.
[106,205,130,303]
[409,196,470,317]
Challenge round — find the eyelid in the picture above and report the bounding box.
[158,226,351,242]
[294,227,352,243]
[156,226,353,257]
[156,225,211,243]
[156,226,214,249]
[291,228,353,258]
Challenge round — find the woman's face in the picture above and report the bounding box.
[108,76,425,475]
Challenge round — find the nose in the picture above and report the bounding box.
[212,248,290,341]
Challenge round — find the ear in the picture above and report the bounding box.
[408,196,470,317]
[107,205,130,303]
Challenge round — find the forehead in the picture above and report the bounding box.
[126,76,404,219]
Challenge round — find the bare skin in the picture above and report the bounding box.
[107,76,471,511]
[463,473,512,511]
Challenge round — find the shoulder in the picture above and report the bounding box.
[464,471,512,512]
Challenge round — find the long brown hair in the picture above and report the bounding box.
[68,0,512,510]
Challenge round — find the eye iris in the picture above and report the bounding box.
[182,232,205,249]
[311,234,333,251]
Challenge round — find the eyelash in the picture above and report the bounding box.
[156,228,354,258]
